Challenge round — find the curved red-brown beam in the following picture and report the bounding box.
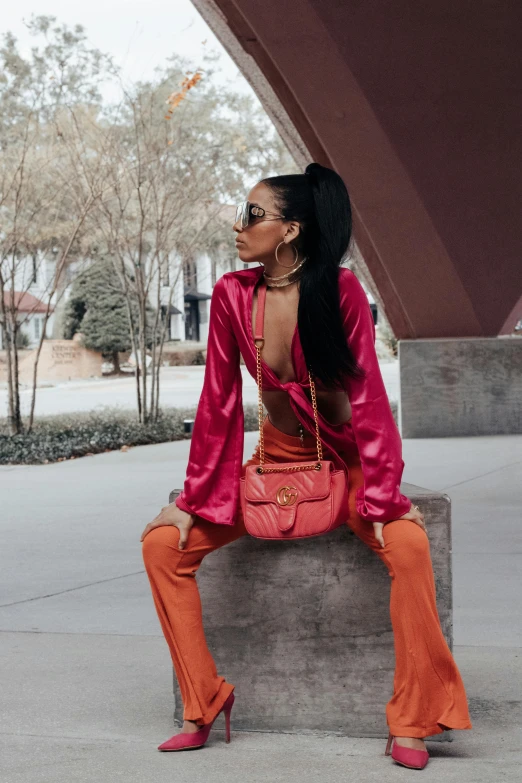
[193,0,522,338]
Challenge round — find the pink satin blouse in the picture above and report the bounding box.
[175,264,412,526]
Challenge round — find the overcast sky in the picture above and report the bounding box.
[2,0,258,101]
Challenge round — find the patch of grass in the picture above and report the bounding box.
[0,405,260,465]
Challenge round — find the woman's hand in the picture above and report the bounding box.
[140,503,195,550]
[372,503,426,548]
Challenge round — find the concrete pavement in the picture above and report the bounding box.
[0,361,400,418]
[0,430,521,782]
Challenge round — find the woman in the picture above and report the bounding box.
[141,163,472,769]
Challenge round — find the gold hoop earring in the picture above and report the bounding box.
[275,241,299,268]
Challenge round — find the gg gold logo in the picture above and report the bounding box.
[276,486,298,506]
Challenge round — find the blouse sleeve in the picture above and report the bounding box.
[174,275,244,526]
[340,270,412,524]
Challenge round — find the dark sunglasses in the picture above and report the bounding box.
[235,201,284,229]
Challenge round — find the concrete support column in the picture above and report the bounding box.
[399,337,522,438]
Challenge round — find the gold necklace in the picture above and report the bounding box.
[298,421,305,447]
[264,260,304,280]
[264,277,299,288]
[263,260,305,287]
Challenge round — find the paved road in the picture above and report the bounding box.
[1,431,521,781]
[0,362,400,418]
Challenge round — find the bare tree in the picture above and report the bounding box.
[90,57,292,423]
[0,16,114,433]
[0,20,294,432]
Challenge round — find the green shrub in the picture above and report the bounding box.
[0,405,260,465]
[0,401,398,465]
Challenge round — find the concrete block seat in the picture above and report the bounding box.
[167,482,453,739]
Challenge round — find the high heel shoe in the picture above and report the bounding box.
[385,731,430,769]
[158,692,235,751]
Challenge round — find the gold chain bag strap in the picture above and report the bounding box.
[239,279,349,539]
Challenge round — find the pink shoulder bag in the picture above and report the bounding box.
[239,279,349,540]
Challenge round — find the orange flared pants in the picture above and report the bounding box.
[142,415,473,738]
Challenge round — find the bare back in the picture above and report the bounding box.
[251,285,352,436]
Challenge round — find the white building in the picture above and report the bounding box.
[166,249,243,344]
[0,254,57,350]
[1,204,378,353]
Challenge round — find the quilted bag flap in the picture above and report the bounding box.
[243,460,333,504]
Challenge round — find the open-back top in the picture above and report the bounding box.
[174,264,411,526]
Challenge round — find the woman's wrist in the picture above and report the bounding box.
[175,505,194,524]
[174,494,197,518]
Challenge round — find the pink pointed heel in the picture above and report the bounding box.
[158,691,235,751]
[385,731,430,769]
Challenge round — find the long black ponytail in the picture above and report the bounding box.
[261,162,365,389]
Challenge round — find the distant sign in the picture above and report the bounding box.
[51,343,80,366]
